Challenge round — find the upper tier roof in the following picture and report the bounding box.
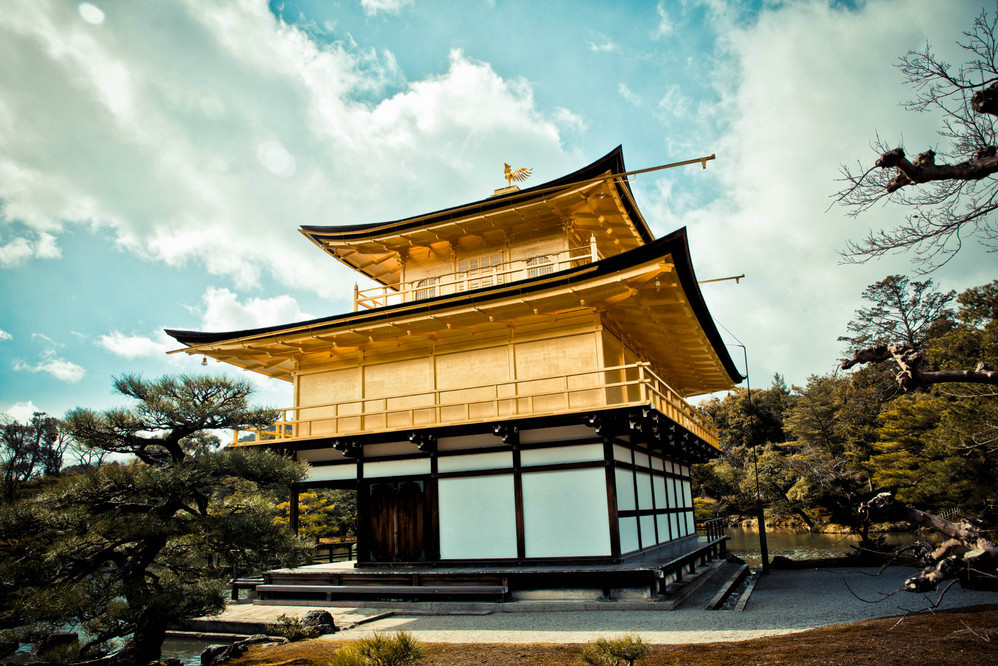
[300,146,653,288]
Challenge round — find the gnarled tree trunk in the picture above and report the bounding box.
[860,492,997,592]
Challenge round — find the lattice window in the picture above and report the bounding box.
[414,277,437,300]
[457,253,503,291]
[526,255,554,278]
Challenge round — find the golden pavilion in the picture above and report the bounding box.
[167,147,741,595]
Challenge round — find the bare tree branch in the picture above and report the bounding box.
[835,7,998,270]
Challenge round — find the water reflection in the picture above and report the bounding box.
[727,526,920,569]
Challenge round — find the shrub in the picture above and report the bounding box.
[329,630,426,665]
[579,633,650,666]
[266,613,321,642]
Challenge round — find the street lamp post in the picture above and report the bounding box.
[735,343,769,573]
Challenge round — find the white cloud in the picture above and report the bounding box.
[645,0,994,386]
[588,34,617,52]
[13,350,86,383]
[195,286,315,332]
[3,400,39,422]
[553,107,587,134]
[654,2,674,39]
[98,330,174,358]
[0,228,61,266]
[618,83,642,106]
[0,329,11,341]
[0,1,572,299]
[360,0,413,17]
[77,2,105,25]
[655,84,691,119]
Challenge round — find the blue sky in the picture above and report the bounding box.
[1,0,995,426]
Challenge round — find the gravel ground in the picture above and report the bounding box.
[320,567,997,644]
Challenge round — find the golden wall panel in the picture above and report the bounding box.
[435,346,509,389]
[365,357,432,398]
[507,229,567,263]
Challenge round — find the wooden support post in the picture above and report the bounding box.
[289,486,300,536]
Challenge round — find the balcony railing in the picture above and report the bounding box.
[354,237,602,311]
[233,362,718,449]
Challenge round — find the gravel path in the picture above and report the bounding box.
[320,567,997,644]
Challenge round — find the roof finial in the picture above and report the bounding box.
[504,162,532,187]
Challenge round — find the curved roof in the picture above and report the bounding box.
[167,227,743,396]
[300,146,655,288]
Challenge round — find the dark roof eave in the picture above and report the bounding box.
[166,227,744,385]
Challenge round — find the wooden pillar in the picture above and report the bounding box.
[289,486,300,536]
[513,443,525,560]
[603,436,621,559]
[356,459,367,563]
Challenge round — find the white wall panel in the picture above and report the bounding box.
[615,468,635,511]
[656,514,671,543]
[636,472,654,510]
[306,464,357,482]
[613,444,631,463]
[520,443,604,466]
[619,517,639,554]
[363,458,430,479]
[438,475,517,559]
[640,515,655,548]
[437,451,512,473]
[681,479,693,509]
[522,468,611,557]
[653,476,667,509]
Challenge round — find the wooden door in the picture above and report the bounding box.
[364,480,427,562]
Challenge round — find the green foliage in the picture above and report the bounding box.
[266,613,321,642]
[579,634,650,666]
[1,412,67,502]
[0,374,310,664]
[693,496,724,521]
[694,278,997,532]
[839,275,954,352]
[693,375,793,515]
[277,488,357,541]
[37,637,82,664]
[330,631,426,666]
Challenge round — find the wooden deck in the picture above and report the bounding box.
[249,536,728,604]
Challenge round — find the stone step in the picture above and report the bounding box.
[256,583,508,602]
[658,558,728,610]
[705,563,749,610]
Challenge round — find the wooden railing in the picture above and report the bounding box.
[234,363,719,448]
[354,238,601,311]
[696,517,728,541]
[311,541,356,564]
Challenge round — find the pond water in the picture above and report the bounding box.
[161,637,232,666]
[726,525,921,569]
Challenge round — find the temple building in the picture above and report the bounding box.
[167,147,742,597]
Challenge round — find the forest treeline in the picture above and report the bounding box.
[693,277,998,533]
